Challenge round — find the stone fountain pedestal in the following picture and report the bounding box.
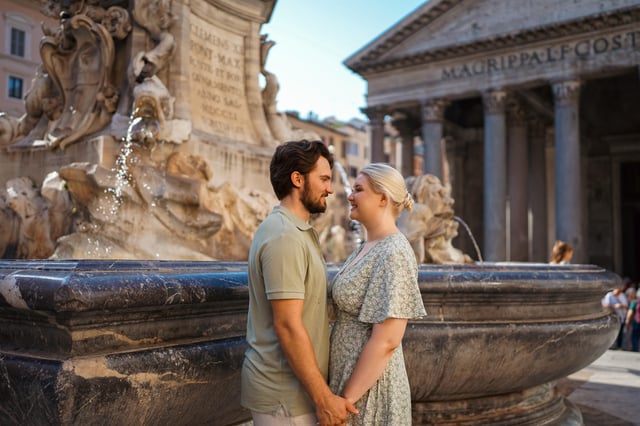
[0,260,618,425]
[405,263,619,425]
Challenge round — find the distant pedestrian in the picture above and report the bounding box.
[602,285,629,350]
[549,240,573,264]
[624,288,638,352]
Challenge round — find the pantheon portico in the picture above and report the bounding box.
[346,0,640,277]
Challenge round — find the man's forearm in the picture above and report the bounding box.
[276,322,333,404]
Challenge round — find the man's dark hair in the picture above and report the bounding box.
[270,140,334,200]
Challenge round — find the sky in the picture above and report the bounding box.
[261,1,427,122]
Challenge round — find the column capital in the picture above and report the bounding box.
[552,79,581,107]
[361,105,387,124]
[391,113,420,137]
[420,99,449,122]
[507,99,528,125]
[482,89,509,114]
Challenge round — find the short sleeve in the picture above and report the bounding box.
[261,233,306,300]
[358,237,426,323]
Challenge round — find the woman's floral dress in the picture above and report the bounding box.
[329,233,426,425]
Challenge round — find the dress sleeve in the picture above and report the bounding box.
[358,238,426,323]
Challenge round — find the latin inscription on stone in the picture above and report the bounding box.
[442,30,640,80]
[189,15,252,142]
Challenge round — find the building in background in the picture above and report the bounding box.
[347,0,640,280]
[285,111,372,178]
[0,0,55,117]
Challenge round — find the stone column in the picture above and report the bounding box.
[552,79,583,263]
[482,90,508,261]
[507,100,529,261]
[392,115,419,177]
[528,118,549,262]
[420,99,449,180]
[362,106,387,163]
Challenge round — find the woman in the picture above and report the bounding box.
[549,240,573,264]
[329,163,426,425]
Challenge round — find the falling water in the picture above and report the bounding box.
[333,161,352,197]
[454,215,483,262]
[108,139,134,212]
[82,116,146,258]
[103,112,158,217]
[333,162,363,247]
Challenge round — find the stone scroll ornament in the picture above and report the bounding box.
[0,1,131,149]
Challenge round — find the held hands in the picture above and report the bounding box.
[316,394,358,426]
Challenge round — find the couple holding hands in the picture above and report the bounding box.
[241,140,426,426]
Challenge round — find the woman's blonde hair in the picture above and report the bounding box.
[360,163,413,217]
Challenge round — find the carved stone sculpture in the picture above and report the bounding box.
[4,177,55,258]
[0,190,19,258]
[0,0,288,261]
[52,153,276,261]
[0,173,74,259]
[398,174,472,264]
[0,2,131,149]
[260,35,319,142]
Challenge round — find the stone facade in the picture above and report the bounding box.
[0,0,57,118]
[346,0,640,278]
[0,0,281,193]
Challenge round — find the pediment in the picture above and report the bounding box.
[346,0,640,74]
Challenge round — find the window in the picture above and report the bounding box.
[345,141,359,156]
[8,76,24,99]
[10,28,26,57]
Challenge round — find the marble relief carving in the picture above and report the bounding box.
[0,1,131,148]
[0,0,283,260]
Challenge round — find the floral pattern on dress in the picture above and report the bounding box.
[329,233,426,425]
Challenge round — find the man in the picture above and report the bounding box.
[602,284,629,349]
[241,140,357,425]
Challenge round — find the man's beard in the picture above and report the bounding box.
[301,181,327,214]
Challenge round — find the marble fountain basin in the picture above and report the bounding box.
[405,262,619,425]
[0,260,618,425]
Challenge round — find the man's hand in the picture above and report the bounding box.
[271,299,358,425]
[315,393,358,426]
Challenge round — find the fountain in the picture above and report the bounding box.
[0,0,619,425]
[399,174,474,265]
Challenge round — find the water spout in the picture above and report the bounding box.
[454,215,483,262]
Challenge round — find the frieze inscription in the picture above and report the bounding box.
[189,15,252,141]
[442,30,640,81]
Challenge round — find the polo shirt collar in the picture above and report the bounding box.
[274,205,313,231]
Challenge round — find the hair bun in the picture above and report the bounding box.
[403,191,414,211]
